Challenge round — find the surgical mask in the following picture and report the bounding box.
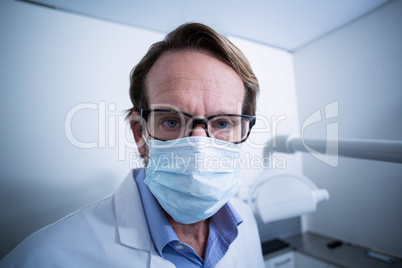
[144,136,241,224]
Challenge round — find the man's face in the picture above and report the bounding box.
[133,49,245,156]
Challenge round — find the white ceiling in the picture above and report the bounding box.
[23,0,389,51]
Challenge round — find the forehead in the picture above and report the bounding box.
[145,50,245,115]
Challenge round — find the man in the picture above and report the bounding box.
[1,23,264,267]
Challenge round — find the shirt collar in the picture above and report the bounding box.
[209,200,243,247]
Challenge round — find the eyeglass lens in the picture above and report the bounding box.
[145,111,250,142]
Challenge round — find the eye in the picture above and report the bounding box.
[216,120,230,129]
[212,118,234,130]
[162,119,180,128]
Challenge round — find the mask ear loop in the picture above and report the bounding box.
[139,119,151,165]
[142,133,149,146]
[129,113,149,164]
[141,118,150,146]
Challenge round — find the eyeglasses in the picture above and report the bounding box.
[140,109,256,143]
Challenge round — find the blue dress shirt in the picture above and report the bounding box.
[135,168,243,268]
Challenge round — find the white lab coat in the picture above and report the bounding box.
[1,170,264,267]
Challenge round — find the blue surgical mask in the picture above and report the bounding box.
[144,136,242,224]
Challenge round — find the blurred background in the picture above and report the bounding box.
[0,0,401,263]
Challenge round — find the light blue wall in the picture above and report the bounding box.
[294,0,402,257]
[0,0,163,258]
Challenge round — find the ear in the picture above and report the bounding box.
[130,111,147,157]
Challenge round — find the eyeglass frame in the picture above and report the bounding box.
[140,108,256,144]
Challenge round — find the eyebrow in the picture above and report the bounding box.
[149,107,242,117]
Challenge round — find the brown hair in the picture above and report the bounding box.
[126,22,259,119]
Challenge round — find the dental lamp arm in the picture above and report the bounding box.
[264,135,402,164]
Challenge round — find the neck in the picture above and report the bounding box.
[165,211,210,260]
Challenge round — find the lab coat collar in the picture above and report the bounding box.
[114,169,152,251]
